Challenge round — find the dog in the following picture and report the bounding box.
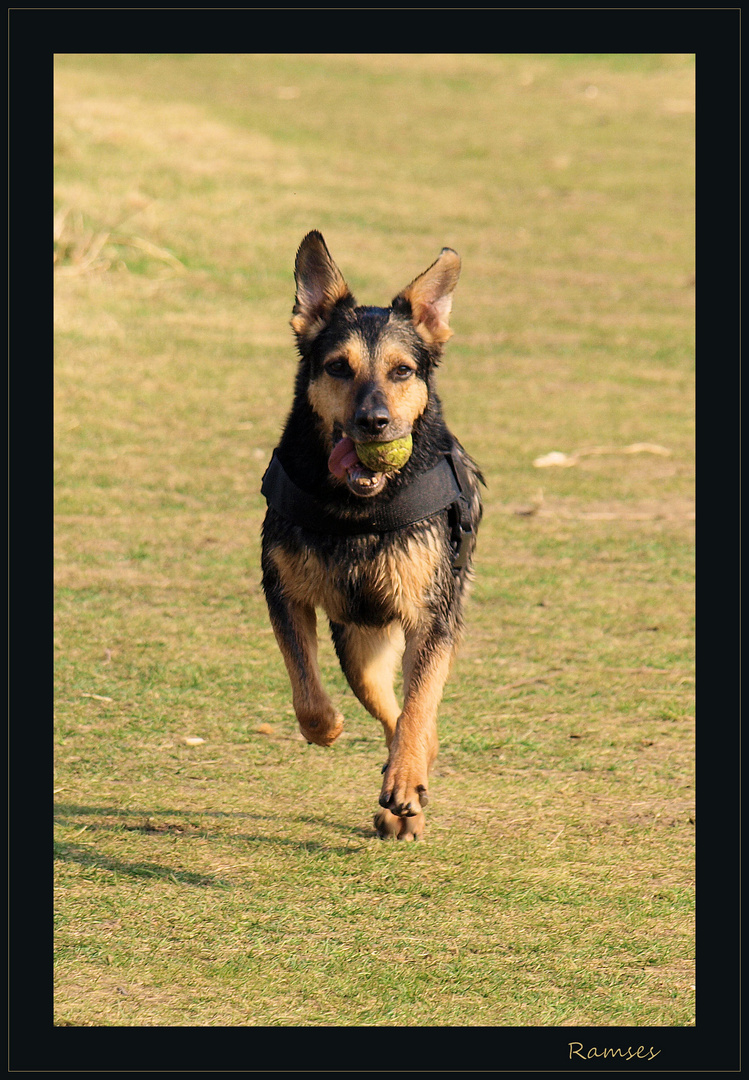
[261,231,483,839]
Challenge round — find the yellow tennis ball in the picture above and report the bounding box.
[355,434,413,473]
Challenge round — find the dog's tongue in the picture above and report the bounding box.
[328,436,361,479]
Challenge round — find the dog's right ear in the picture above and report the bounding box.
[291,231,354,345]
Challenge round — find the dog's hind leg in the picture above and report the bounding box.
[329,622,404,747]
[330,621,427,841]
[378,623,456,822]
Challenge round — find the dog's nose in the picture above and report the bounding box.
[355,407,390,434]
[354,389,390,436]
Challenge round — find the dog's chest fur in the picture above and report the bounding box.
[268,523,444,630]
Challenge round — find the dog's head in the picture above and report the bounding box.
[290,231,461,496]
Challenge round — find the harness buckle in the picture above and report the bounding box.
[450,509,473,573]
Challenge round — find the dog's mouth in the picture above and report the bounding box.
[328,435,388,497]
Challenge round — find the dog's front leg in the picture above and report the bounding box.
[262,563,344,747]
[378,622,454,821]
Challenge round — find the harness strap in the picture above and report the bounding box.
[261,448,474,571]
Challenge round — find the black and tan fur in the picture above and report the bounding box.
[261,232,483,839]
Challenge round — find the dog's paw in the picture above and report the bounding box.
[379,764,429,818]
[297,709,344,747]
[374,806,425,841]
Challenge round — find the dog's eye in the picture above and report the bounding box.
[324,358,352,378]
[391,364,414,381]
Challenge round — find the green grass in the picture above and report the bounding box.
[54,52,694,1027]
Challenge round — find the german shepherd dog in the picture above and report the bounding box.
[261,232,483,839]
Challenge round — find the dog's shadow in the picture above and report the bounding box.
[54,803,376,887]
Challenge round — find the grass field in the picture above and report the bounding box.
[53,53,695,1028]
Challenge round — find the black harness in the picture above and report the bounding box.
[261,448,474,573]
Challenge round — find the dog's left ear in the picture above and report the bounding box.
[392,247,461,345]
[291,231,354,345]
